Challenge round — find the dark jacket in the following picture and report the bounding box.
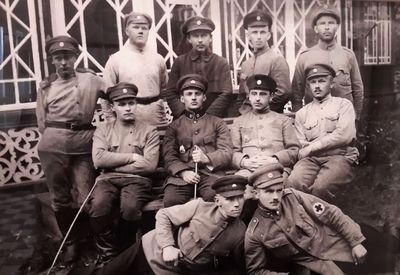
[164,49,233,118]
[162,110,233,180]
[245,188,365,275]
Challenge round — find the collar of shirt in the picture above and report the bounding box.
[253,45,270,57]
[251,106,270,116]
[184,108,206,120]
[257,202,281,219]
[317,40,337,51]
[189,48,212,62]
[125,40,148,53]
[312,94,332,107]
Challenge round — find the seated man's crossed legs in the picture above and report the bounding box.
[286,155,354,202]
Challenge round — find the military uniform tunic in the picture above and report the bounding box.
[36,70,104,211]
[142,198,246,275]
[238,47,291,113]
[291,42,364,119]
[90,120,159,221]
[286,95,358,201]
[164,49,233,118]
[231,110,300,174]
[245,189,365,275]
[162,110,233,206]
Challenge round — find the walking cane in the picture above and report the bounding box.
[194,162,198,199]
[193,146,199,199]
[47,178,100,275]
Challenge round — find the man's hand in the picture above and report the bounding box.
[162,246,182,266]
[180,170,200,185]
[192,146,210,164]
[298,146,312,160]
[241,156,278,171]
[352,244,367,265]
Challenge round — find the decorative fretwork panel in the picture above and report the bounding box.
[0,127,43,186]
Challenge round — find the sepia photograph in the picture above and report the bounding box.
[0,0,399,274]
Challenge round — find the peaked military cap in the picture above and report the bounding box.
[107,82,138,101]
[182,16,215,34]
[246,74,277,92]
[305,64,336,80]
[249,163,284,189]
[312,7,341,27]
[243,10,273,29]
[124,12,152,28]
[45,35,79,55]
[177,74,208,93]
[212,175,247,198]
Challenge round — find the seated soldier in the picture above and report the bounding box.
[231,74,300,179]
[90,82,160,265]
[286,64,359,202]
[78,175,248,275]
[245,163,367,275]
[163,74,233,207]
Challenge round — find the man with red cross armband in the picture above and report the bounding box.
[245,163,367,275]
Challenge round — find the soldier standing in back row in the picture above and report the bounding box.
[291,7,364,121]
[164,16,233,118]
[235,10,291,115]
[103,12,168,125]
[36,35,104,267]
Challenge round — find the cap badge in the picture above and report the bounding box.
[196,20,202,25]
[267,172,274,178]
[190,80,196,84]
[256,80,262,85]
[256,16,261,21]
[59,42,64,47]
[136,15,141,19]
[179,145,186,154]
[122,88,128,93]
[232,183,237,188]
[313,68,318,73]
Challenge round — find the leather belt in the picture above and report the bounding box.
[45,121,95,131]
[135,95,160,105]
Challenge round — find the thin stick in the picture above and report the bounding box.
[194,162,198,199]
[47,178,99,275]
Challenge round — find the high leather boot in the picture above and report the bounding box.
[117,219,141,251]
[90,216,118,267]
[54,207,79,264]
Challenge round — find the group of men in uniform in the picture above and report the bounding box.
[36,5,367,275]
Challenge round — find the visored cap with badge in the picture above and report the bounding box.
[45,35,80,55]
[124,12,152,28]
[212,175,247,198]
[249,163,284,189]
[305,63,336,80]
[177,74,208,93]
[182,16,215,34]
[107,82,138,101]
[246,74,277,93]
[312,7,341,27]
[243,10,273,29]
